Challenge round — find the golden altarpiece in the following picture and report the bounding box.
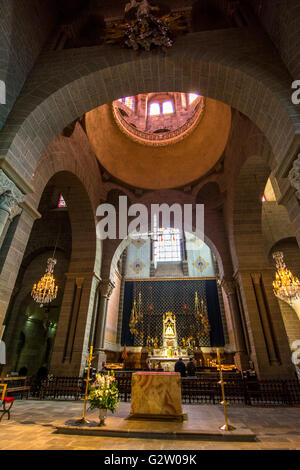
[148,312,189,370]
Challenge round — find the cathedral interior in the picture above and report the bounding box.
[0,0,300,453]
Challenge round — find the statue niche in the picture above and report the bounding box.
[162,312,178,357]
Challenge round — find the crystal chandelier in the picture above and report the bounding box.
[31,258,58,308]
[272,251,300,305]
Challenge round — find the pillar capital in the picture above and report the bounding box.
[99,279,115,298]
[289,153,300,199]
[221,278,235,296]
[250,272,262,285]
[0,170,24,215]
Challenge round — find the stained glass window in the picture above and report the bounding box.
[125,96,135,110]
[149,102,161,116]
[118,96,135,111]
[153,226,181,263]
[57,193,67,208]
[188,93,199,104]
[162,100,174,114]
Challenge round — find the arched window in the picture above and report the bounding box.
[162,100,174,114]
[124,96,135,111]
[188,93,199,104]
[153,218,181,263]
[149,102,161,116]
[118,96,135,111]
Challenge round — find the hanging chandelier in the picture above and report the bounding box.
[31,258,58,308]
[272,251,300,305]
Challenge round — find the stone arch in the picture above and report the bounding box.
[262,198,297,257]
[1,35,299,185]
[0,137,103,374]
[108,231,224,283]
[34,170,100,375]
[231,154,271,271]
[3,248,70,375]
[0,125,104,323]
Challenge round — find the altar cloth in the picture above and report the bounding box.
[127,371,185,421]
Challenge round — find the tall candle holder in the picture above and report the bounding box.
[216,347,236,431]
[75,345,95,425]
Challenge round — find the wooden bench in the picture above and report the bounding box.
[0,377,30,399]
[39,377,83,400]
[0,384,15,422]
[40,385,82,400]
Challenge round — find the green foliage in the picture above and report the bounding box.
[87,371,119,413]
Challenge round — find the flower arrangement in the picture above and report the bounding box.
[87,372,119,413]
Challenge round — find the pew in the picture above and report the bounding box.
[0,377,30,399]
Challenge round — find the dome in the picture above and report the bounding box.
[85,93,231,190]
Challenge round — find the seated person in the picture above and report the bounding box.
[174,357,186,377]
[186,357,196,376]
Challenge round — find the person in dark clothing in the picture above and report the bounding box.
[34,363,49,397]
[186,357,196,376]
[174,357,186,377]
[36,363,48,381]
[18,366,28,376]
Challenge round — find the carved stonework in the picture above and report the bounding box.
[289,154,300,199]
[8,203,22,220]
[100,279,115,298]
[221,278,235,296]
[0,170,24,215]
[251,272,262,285]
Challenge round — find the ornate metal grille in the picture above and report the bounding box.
[126,279,212,347]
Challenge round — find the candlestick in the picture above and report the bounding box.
[75,345,95,425]
[216,347,236,431]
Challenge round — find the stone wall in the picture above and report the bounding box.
[0,0,56,129]
[251,0,300,79]
[104,271,121,348]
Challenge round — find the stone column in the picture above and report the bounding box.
[221,278,249,370]
[62,277,85,364]
[0,170,24,247]
[236,269,295,379]
[94,279,115,369]
[50,272,100,376]
[251,272,280,366]
[284,154,300,248]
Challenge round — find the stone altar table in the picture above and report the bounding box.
[127,371,186,422]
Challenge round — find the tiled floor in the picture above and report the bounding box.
[1,400,300,450]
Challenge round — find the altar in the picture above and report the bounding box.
[147,312,189,370]
[128,371,185,421]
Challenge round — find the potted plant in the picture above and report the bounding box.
[87,371,119,425]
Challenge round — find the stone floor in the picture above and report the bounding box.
[1,400,300,450]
